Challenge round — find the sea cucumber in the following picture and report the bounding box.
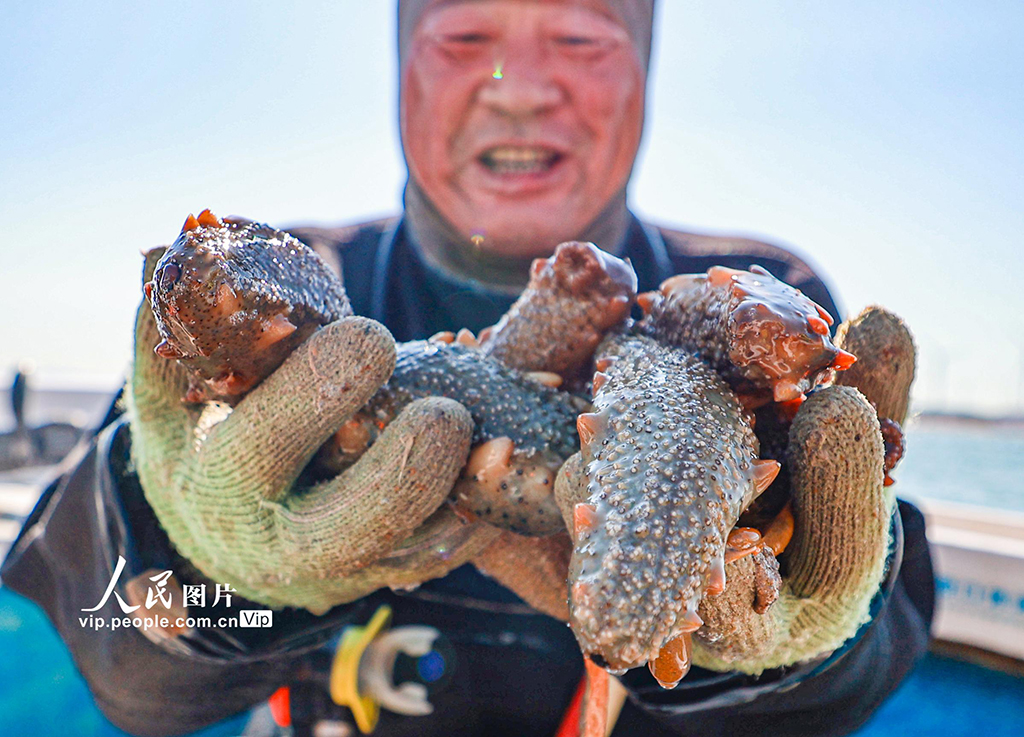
[480,240,637,384]
[343,340,581,536]
[146,211,352,403]
[566,333,779,679]
[639,265,854,405]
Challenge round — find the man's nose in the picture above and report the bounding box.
[477,62,563,117]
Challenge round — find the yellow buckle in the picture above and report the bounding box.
[329,605,392,733]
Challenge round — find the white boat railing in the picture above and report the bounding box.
[920,499,1024,661]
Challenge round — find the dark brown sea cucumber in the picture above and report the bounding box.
[146,211,352,403]
[639,265,854,405]
[348,340,581,536]
[480,240,637,384]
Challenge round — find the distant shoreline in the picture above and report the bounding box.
[913,411,1024,432]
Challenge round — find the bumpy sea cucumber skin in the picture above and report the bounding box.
[570,333,761,671]
[481,241,637,382]
[383,342,580,456]
[351,341,581,535]
[148,218,352,402]
[642,266,844,403]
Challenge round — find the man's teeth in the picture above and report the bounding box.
[481,147,558,174]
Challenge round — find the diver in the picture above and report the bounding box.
[2,2,934,735]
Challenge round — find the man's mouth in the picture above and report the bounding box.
[478,146,562,175]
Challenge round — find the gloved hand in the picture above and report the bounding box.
[689,306,916,674]
[127,247,476,614]
[551,305,914,683]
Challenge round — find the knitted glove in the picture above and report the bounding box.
[691,306,915,673]
[126,248,474,614]
[836,306,916,424]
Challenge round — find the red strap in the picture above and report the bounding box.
[582,658,610,737]
[554,674,587,737]
[268,685,291,728]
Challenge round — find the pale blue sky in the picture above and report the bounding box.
[1,1,1021,416]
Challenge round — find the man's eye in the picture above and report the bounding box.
[556,35,598,46]
[442,33,492,45]
[435,32,493,62]
[553,35,615,58]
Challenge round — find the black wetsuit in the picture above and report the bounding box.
[1,213,934,737]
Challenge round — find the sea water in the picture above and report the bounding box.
[897,420,1024,513]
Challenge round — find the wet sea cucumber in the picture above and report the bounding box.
[469,242,639,609]
[567,333,779,681]
[340,340,581,536]
[639,265,855,405]
[146,211,352,403]
[480,240,637,384]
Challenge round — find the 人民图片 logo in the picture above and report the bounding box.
[78,555,271,636]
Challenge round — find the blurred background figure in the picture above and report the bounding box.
[0,363,89,472]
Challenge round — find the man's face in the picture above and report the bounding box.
[402,0,646,257]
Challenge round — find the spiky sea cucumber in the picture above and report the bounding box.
[146,211,352,403]
[480,240,637,384]
[345,340,581,536]
[639,265,854,404]
[568,333,779,679]
[469,242,638,610]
